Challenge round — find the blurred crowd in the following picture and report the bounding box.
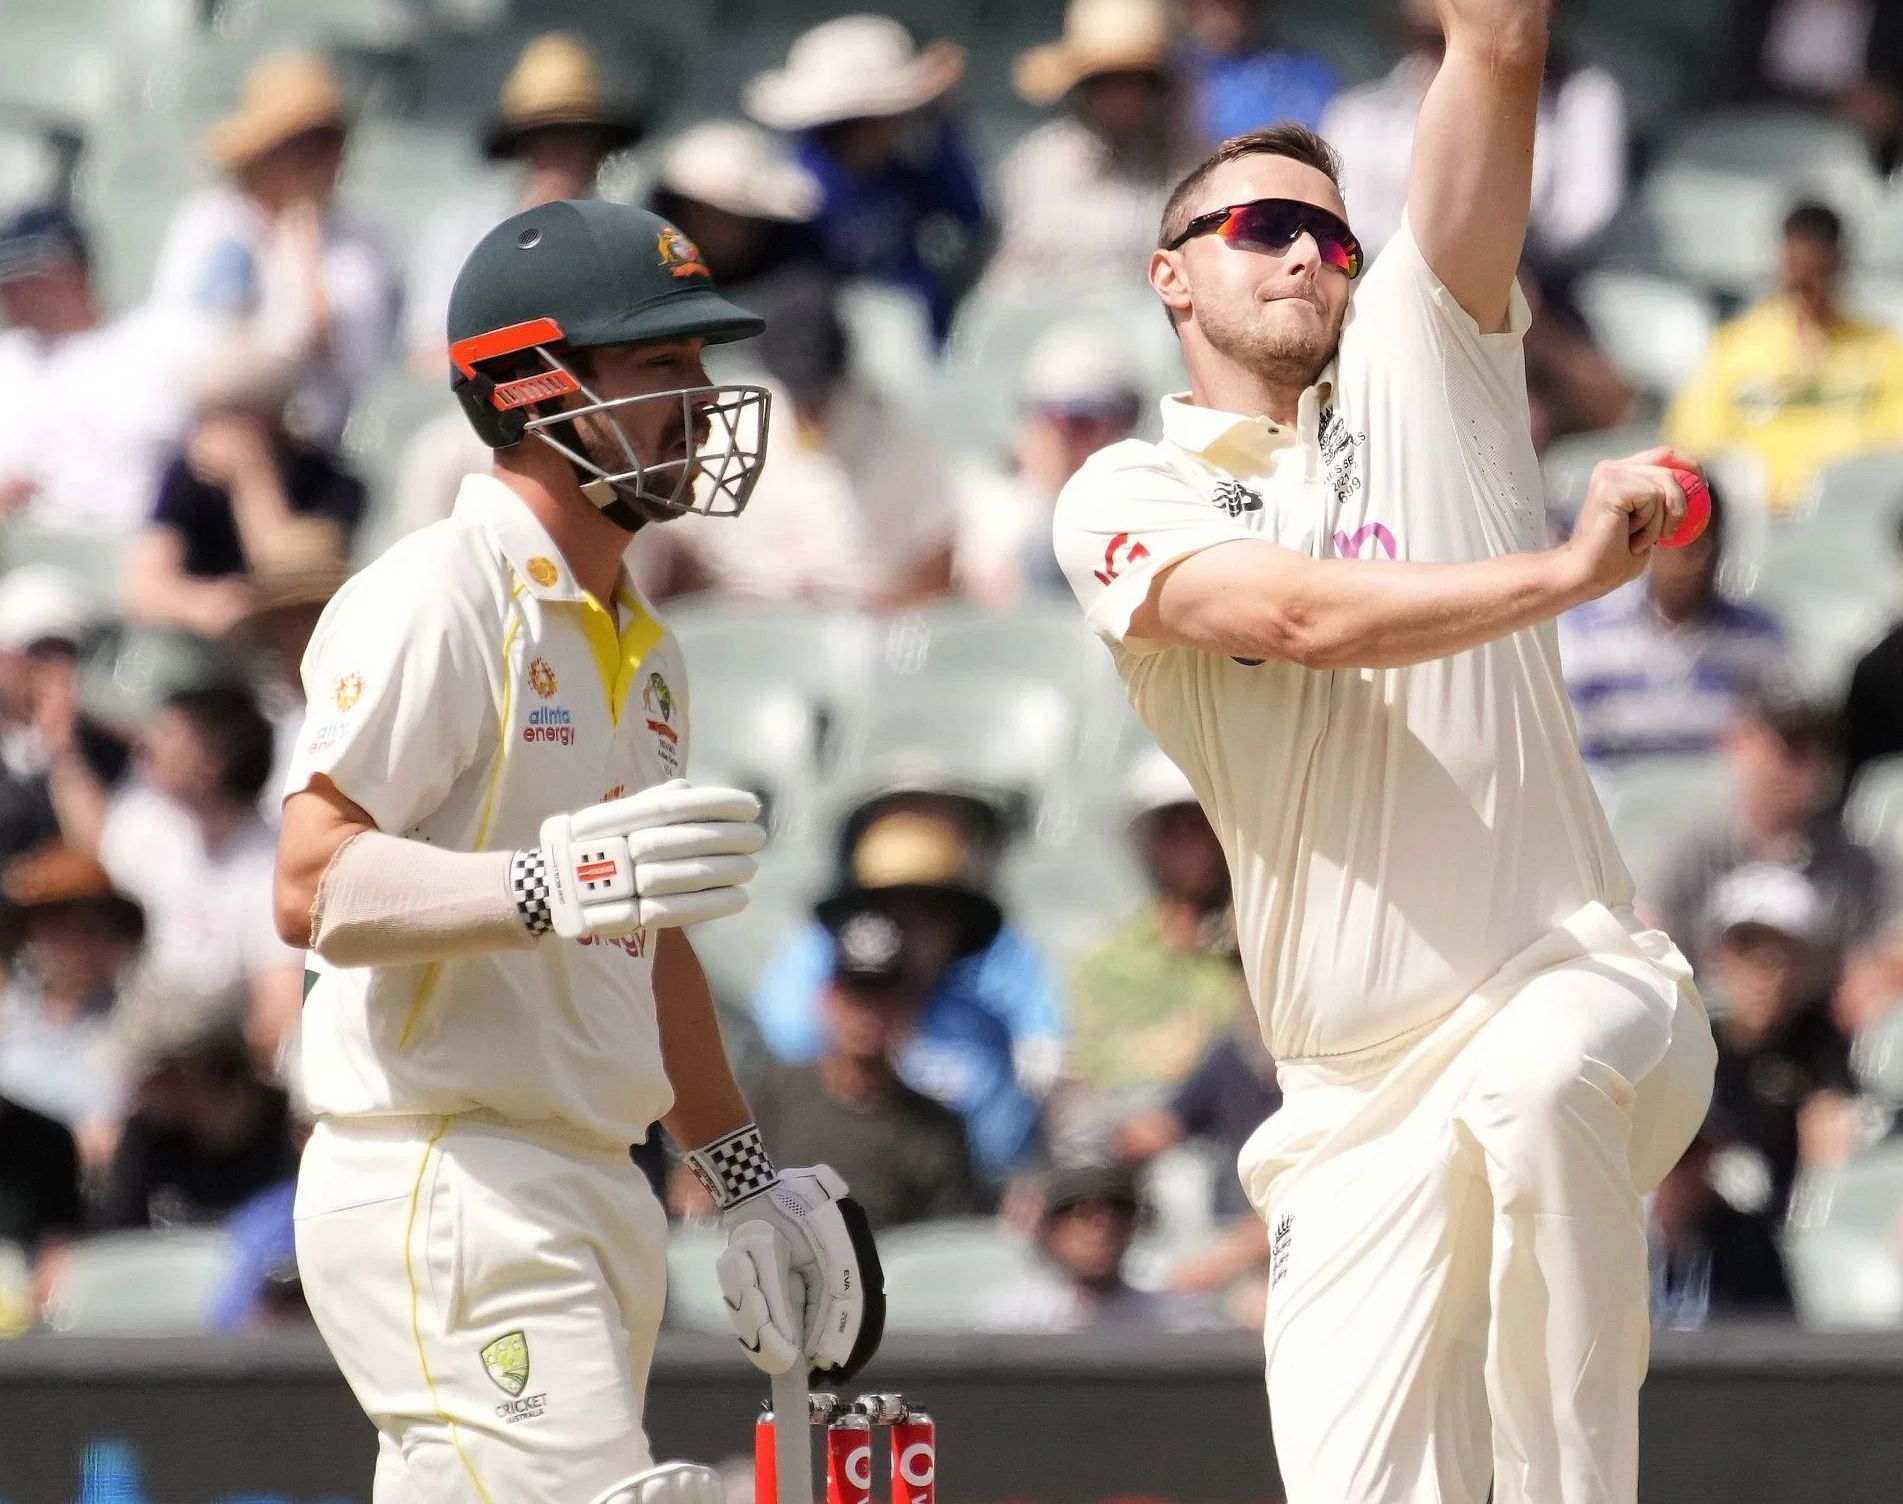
[3,0,1903,1341]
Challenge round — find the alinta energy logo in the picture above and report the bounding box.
[523,658,577,746]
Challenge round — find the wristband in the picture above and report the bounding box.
[511,848,554,938]
[685,1122,779,1210]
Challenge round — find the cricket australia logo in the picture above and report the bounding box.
[1212,479,1263,517]
[481,1330,550,1425]
[480,1331,529,1396]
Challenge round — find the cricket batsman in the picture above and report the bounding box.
[1053,2,1717,1500]
[274,199,882,1504]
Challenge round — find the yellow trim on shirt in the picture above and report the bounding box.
[404,1117,496,1504]
[577,585,664,725]
[397,588,527,1050]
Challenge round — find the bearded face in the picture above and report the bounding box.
[1154,153,1358,393]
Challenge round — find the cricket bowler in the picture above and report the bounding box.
[1053,2,1717,1500]
[275,200,882,1504]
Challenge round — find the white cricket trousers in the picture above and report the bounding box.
[1239,904,1717,1504]
[295,1112,669,1504]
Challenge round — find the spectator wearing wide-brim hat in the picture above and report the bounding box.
[0,844,144,1157]
[481,31,648,161]
[752,782,1067,1183]
[404,32,651,369]
[744,14,988,344]
[152,52,398,448]
[815,807,1007,966]
[987,0,1189,292]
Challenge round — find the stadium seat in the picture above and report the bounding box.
[1784,1141,1903,1327]
[1748,451,1903,695]
[880,602,1128,770]
[1573,269,1716,399]
[1626,164,1797,296]
[685,677,828,835]
[1845,756,1903,871]
[42,1228,230,1335]
[0,17,121,128]
[939,280,1183,460]
[1538,422,1663,522]
[686,888,812,1014]
[878,1217,1046,1332]
[1658,107,1879,192]
[0,528,125,605]
[340,121,498,253]
[999,815,1147,918]
[1850,276,1903,338]
[0,125,65,205]
[339,368,466,552]
[838,280,938,415]
[831,668,1082,833]
[1851,1005,1903,1116]
[1594,754,1733,898]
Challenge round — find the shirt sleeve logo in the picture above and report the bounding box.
[333,673,364,711]
[1092,531,1151,586]
[1213,480,1264,517]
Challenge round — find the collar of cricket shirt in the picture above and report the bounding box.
[452,472,596,604]
[1158,370,1336,475]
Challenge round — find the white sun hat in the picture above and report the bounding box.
[656,121,823,223]
[1022,323,1143,407]
[744,15,966,132]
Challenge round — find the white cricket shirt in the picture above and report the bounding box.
[286,474,692,1146]
[1054,221,1633,1063]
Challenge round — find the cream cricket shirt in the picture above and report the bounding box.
[286,475,692,1146]
[1055,221,1633,1063]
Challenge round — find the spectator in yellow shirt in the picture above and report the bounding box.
[1667,201,1903,513]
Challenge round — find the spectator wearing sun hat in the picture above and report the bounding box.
[150,51,399,448]
[403,32,651,369]
[752,777,1067,1181]
[745,14,988,343]
[953,323,1145,607]
[986,0,1190,293]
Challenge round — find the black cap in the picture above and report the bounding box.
[830,908,909,988]
[0,202,88,284]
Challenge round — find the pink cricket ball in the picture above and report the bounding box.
[1659,463,1712,550]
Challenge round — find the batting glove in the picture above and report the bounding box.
[514,779,766,940]
[689,1125,885,1380]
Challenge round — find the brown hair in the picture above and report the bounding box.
[1158,123,1344,249]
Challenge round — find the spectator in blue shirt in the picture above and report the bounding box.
[1559,480,1789,768]
[1178,0,1339,144]
[744,16,988,344]
[752,784,1065,1181]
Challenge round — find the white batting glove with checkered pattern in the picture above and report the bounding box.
[690,1126,885,1381]
[511,779,765,940]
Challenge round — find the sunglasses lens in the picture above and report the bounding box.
[1223,201,1361,278]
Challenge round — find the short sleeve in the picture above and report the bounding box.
[1052,448,1258,653]
[282,554,494,834]
[1351,215,1534,383]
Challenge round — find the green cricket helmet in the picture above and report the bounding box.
[446,198,770,528]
